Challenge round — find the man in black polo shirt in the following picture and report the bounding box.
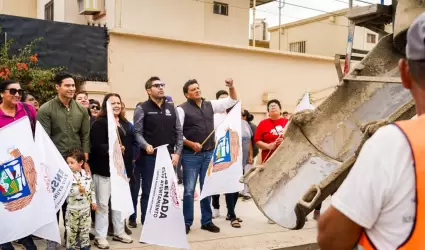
[133,76,183,226]
[177,78,238,234]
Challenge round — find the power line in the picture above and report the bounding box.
[186,0,349,28]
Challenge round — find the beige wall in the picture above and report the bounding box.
[37,0,65,22]
[269,15,380,57]
[119,0,249,46]
[103,29,340,123]
[0,0,37,18]
[203,0,249,46]
[34,0,250,46]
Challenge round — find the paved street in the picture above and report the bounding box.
[25,188,328,250]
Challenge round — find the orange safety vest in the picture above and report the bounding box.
[357,115,425,249]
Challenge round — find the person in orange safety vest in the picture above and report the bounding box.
[317,13,425,250]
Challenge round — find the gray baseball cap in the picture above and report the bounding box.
[406,12,425,60]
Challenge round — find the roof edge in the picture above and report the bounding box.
[268,8,349,32]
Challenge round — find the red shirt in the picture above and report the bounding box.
[254,117,289,163]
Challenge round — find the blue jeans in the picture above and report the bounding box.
[182,149,213,226]
[0,236,37,250]
[129,160,141,222]
[140,155,156,225]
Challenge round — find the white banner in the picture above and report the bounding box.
[107,100,134,221]
[0,117,57,244]
[295,91,315,113]
[34,121,72,211]
[140,145,189,249]
[200,102,244,200]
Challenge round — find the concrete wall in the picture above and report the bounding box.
[269,14,381,57]
[0,0,37,18]
[34,0,250,46]
[102,29,340,122]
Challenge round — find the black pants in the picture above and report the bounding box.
[225,192,239,220]
[212,194,220,209]
[56,200,68,225]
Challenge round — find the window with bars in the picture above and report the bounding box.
[367,33,376,44]
[289,41,306,53]
[44,0,54,21]
[213,2,229,16]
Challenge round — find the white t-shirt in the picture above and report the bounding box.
[176,97,237,128]
[332,124,415,249]
[214,112,227,129]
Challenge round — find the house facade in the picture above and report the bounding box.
[268,8,391,57]
[0,0,345,121]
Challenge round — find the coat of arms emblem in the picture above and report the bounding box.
[207,128,240,176]
[113,140,129,182]
[0,148,37,211]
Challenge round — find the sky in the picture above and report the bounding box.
[249,0,393,37]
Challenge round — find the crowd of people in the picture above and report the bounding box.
[0,72,290,250]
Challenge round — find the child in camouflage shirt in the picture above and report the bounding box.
[65,149,97,250]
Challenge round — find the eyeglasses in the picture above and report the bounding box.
[5,88,25,96]
[90,105,100,111]
[151,83,166,88]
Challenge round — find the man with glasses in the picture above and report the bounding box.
[37,72,91,249]
[133,76,183,227]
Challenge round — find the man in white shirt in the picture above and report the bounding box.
[177,78,237,234]
[317,13,425,249]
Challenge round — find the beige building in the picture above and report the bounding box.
[1,0,345,121]
[268,8,388,57]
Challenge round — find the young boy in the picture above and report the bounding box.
[65,149,97,250]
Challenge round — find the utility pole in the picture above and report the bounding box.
[252,0,256,47]
[343,0,355,75]
[278,0,284,50]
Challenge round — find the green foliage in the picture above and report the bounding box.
[0,37,64,104]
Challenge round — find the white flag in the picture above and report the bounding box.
[0,117,57,244]
[34,121,72,211]
[31,121,73,243]
[200,102,244,200]
[140,145,189,249]
[107,100,134,221]
[295,91,315,113]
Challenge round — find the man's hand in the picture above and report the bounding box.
[191,142,202,152]
[91,203,97,211]
[225,78,234,88]
[146,144,154,154]
[171,154,180,166]
[120,145,125,153]
[84,162,91,176]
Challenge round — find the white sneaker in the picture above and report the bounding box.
[113,233,133,244]
[94,238,110,249]
[268,219,276,224]
[212,208,220,218]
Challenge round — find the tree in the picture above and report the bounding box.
[0,37,64,104]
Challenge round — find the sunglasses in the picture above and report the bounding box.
[90,105,100,110]
[5,88,25,96]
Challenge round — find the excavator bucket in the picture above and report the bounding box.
[242,0,424,230]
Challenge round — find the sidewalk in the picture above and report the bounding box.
[28,190,327,250]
